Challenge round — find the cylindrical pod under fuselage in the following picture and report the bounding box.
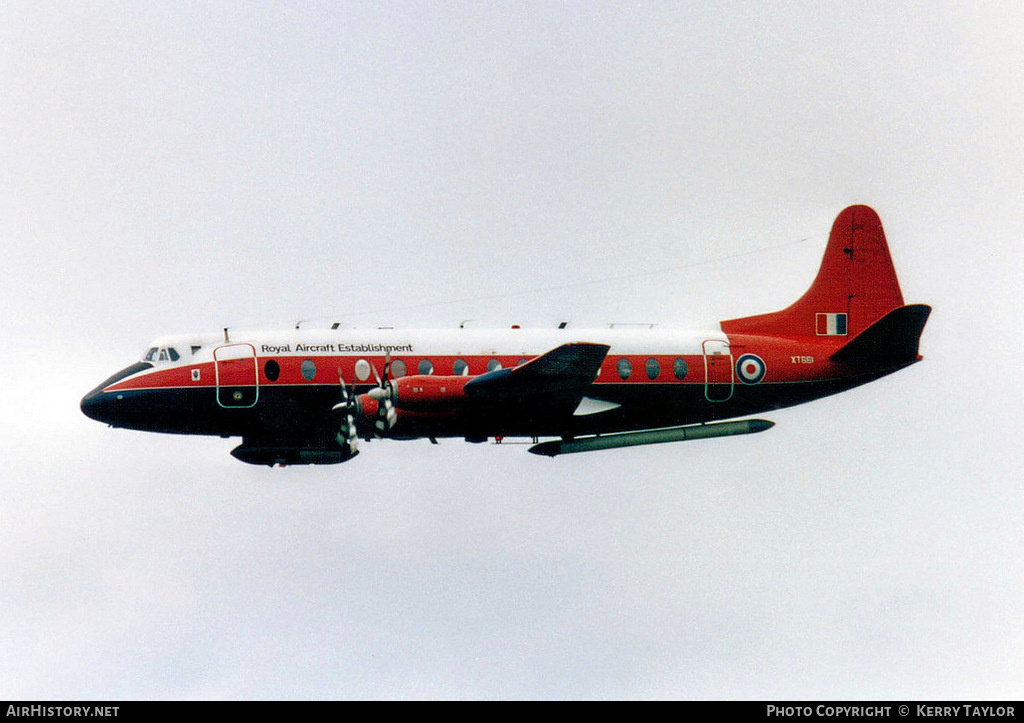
[528,418,774,457]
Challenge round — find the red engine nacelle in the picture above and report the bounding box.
[355,375,472,430]
[391,375,470,412]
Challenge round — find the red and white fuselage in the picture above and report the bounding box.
[82,206,930,465]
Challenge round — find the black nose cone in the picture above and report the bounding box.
[81,362,153,425]
[80,389,110,423]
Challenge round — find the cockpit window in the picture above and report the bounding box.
[143,345,185,363]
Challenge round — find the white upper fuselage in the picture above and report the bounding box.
[148,325,725,369]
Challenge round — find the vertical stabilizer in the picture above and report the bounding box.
[721,205,905,339]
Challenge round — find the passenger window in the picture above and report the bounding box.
[418,359,433,375]
[487,359,502,372]
[673,358,688,380]
[301,360,317,381]
[617,358,632,380]
[453,359,468,376]
[390,359,407,378]
[264,359,281,382]
[646,358,660,380]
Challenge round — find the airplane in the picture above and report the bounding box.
[80,205,930,466]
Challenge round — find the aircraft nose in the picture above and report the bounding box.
[80,389,110,423]
[80,361,153,425]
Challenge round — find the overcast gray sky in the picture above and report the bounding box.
[2,1,1022,699]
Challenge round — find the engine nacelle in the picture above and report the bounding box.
[354,375,472,416]
[391,375,470,412]
[354,375,470,436]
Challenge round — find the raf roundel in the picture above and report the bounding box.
[736,354,766,385]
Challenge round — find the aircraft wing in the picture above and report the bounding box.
[464,342,610,409]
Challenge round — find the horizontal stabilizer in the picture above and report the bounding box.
[829,304,931,365]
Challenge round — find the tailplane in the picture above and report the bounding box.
[829,304,931,365]
[721,205,907,339]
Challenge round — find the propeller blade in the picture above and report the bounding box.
[334,367,360,456]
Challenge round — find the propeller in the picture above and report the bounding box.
[366,352,398,434]
[332,369,359,459]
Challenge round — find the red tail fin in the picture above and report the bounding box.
[721,205,905,339]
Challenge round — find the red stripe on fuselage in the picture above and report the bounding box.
[103,335,851,394]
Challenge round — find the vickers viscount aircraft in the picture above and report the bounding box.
[81,205,930,466]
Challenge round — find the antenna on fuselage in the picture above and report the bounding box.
[223,327,230,342]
